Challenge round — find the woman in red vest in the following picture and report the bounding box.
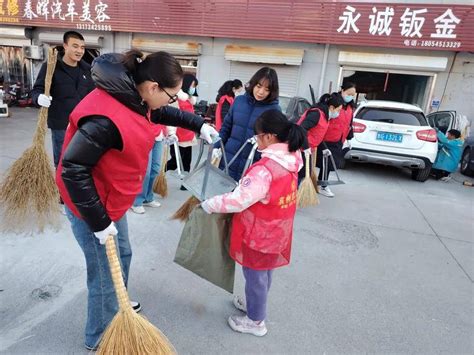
[56,50,218,350]
[339,82,357,143]
[215,79,243,131]
[295,96,335,182]
[315,92,345,198]
[166,73,199,181]
[202,110,306,337]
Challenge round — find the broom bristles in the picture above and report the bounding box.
[297,178,319,208]
[171,196,200,221]
[153,174,168,198]
[97,310,176,355]
[0,139,60,233]
[297,151,319,208]
[153,145,169,198]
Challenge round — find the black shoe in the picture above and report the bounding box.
[180,185,187,191]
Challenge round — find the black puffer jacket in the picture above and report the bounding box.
[31,57,95,130]
[61,53,204,231]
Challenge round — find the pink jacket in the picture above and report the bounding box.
[202,143,303,213]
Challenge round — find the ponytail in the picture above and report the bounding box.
[286,123,307,152]
[254,110,307,152]
[122,49,145,77]
[318,92,344,108]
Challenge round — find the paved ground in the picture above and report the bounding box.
[0,107,473,354]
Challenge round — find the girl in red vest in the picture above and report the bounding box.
[315,92,345,197]
[56,50,218,350]
[202,109,306,337]
[215,79,243,131]
[167,73,199,181]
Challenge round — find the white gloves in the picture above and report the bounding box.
[212,148,222,161]
[38,94,52,108]
[163,133,178,145]
[322,149,332,157]
[200,124,219,144]
[94,222,118,245]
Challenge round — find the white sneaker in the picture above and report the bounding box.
[228,315,267,337]
[143,200,161,208]
[130,300,142,313]
[440,175,452,182]
[233,295,247,313]
[131,205,145,214]
[319,186,335,198]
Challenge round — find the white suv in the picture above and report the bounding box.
[344,100,438,182]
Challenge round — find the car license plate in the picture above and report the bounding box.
[376,131,403,143]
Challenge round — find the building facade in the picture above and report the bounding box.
[1,0,473,118]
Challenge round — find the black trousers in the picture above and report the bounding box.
[431,168,449,180]
[166,145,192,172]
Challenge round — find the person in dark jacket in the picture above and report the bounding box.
[31,31,95,168]
[217,68,281,181]
[56,50,218,350]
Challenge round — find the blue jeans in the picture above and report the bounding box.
[65,207,131,349]
[134,140,163,206]
[243,267,274,321]
[51,129,66,168]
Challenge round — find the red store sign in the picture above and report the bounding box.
[1,1,473,52]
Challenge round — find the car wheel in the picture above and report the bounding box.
[460,148,473,176]
[411,162,432,182]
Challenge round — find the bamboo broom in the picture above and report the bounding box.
[297,150,319,208]
[0,48,59,233]
[310,148,320,193]
[153,144,169,198]
[171,152,221,222]
[96,235,176,355]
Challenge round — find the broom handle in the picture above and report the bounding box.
[33,48,58,147]
[105,235,132,311]
[305,151,310,177]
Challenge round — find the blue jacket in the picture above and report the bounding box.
[218,93,280,181]
[433,131,463,173]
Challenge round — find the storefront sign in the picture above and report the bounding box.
[1,1,473,52]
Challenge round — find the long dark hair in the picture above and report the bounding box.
[216,80,234,102]
[247,67,279,103]
[254,110,307,152]
[122,49,183,89]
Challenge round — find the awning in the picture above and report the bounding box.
[0,25,31,46]
[38,32,104,48]
[224,45,304,66]
[338,51,448,72]
[131,38,201,56]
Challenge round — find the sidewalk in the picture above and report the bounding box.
[1,107,472,354]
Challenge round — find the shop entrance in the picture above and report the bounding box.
[340,68,434,109]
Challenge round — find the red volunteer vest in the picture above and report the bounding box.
[230,157,298,270]
[56,88,162,221]
[215,95,234,131]
[297,108,329,149]
[176,99,196,142]
[324,108,349,143]
[340,105,353,141]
